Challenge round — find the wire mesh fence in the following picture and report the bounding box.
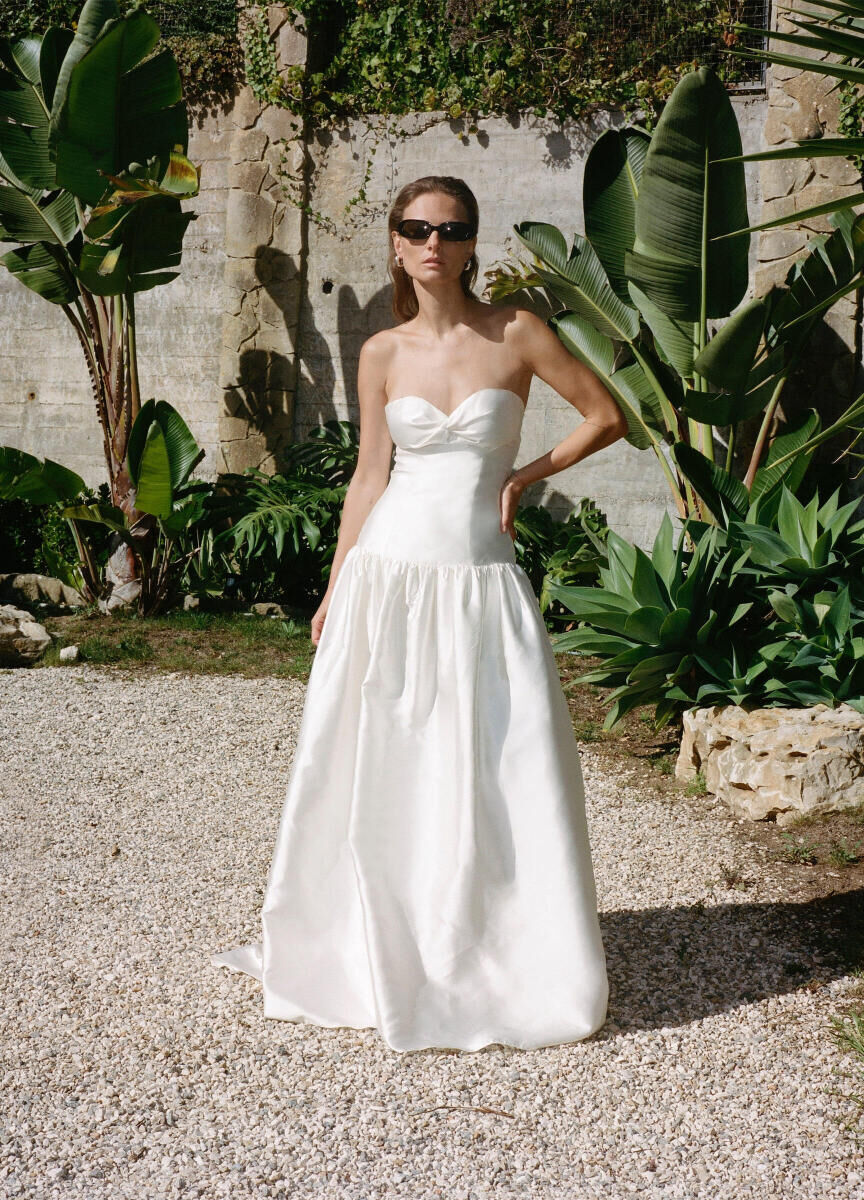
[145,0,237,38]
[580,0,772,91]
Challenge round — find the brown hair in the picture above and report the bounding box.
[387,176,480,323]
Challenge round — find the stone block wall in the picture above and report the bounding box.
[217,2,309,475]
[756,4,864,461]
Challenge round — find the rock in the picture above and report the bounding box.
[0,604,52,666]
[0,573,84,611]
[251,602,288,617]
[59,645,79,662]
[183,594,200,611]
[676,703,864,824]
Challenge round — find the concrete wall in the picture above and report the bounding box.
[294,96,769,547]
[0,106,232,488]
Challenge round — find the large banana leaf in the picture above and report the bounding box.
[0,35,74,301]
[0,183,77,245]
[77,189,196,294]
[695,296,770,395]
[0,240,78,303]
[0,37,54,189]
[627,280,696,379]
[549,311,664,450]
[134,419,173,519]
[675,373,781,427]
[49,0,116,106]
[49,0,187,207]
[127,399,204,496]
[583,127,650,309]
[39,26,74,111]
[672,442,750,522]
[625,67,750,322]
[513,221,640,342]
[0,444,85,502]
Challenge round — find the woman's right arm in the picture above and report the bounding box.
[310,334,394,645]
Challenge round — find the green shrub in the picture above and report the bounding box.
[549,486,864,730]
[0,489,111,578]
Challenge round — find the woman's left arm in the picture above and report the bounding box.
[500,309,629,536]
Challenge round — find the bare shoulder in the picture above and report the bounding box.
[477,301,544,344]
[359,328,398,375]
[360,327,400,361]
[499,304,546,335]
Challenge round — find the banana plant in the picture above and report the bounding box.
[491,66,864,525]
[0,0,200,604]
[0,400,209,615]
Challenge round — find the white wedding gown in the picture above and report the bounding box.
[211,387,609,1052]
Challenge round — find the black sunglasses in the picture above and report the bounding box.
[396,219,476,242]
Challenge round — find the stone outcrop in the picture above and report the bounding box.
[0,604,52,666]
[676,703,864,824]
[0,573,84,610]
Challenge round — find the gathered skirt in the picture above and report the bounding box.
[211,544,608,1052]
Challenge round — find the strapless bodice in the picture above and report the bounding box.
[355,388,526,566]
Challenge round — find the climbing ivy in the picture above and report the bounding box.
[839,79,864,180]
[241,0,765,238]
[243,0,763,125]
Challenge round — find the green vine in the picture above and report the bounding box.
[241,0,768,237]
[839,78,864,180]
[242,0,763,123]
[241,3,286,104]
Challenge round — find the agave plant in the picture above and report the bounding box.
[546,513,756,729]
[492,66,864,526]
[728,487,864,587]
[547,484,864,730]
[0,0,200,601]
[511,498,610,620]
[756,583,864,707]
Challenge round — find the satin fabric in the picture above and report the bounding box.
[211,388,609,1052]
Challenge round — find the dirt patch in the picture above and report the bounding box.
[37,608,316,681]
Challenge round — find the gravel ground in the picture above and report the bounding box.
[1,665,862,1200]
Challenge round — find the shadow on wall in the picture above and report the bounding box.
[731,313,864,506]
[225,246,864,517]
[222,246,301,467]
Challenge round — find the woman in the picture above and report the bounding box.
[212,174,628,1053]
